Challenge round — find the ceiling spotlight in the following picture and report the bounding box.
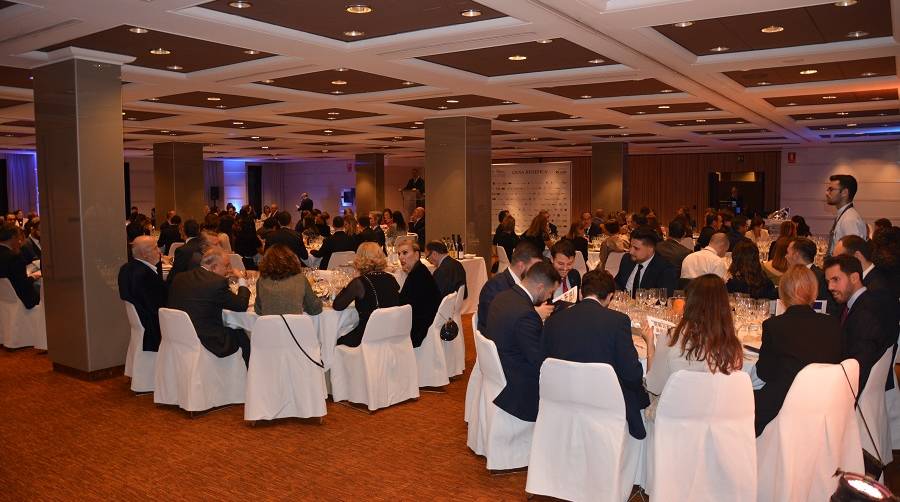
[709,46,729,52]
[871,96,885,100]
[529,137,539,141]
[147,97,159,101]
[166,65,183,70]
[129,27,149,34]
[861,72,878,77]
[343,30,365,37]
[149,48,171,55]
[243,49,260,55]
[761,25,784,33]
[126,117,136,121]
[510,118,520,122]
[834,0,857,5]
[847,123,858,127]
[822,95,838,99]
[160,130,170,133]
[331,80,348,85]
[580,95,592,99]
[635,111,646,115]
[799,69,818,75]
[695,119,706,123]
[736,121,746,124]
[460,8,482,17]
[660,89,674,93]
[331,90,344,94]
[229,1,251,7]
[674,21,694,28]
[847,30,868,38]
[206,97,222,101]
[587,58,604,64]
[216,105,227,109]
[327,117,337,120]
[705,107,717,111]
[323,129,334,133]
[321,149,330,153]
[260,79,274,84]
[501,100,513,104]
[261,146,270,149]
[402,81,415,86]
[656,105,670,109]
[345,4,373,14]
[327,111,341,115]
[756,81,771,86]
[536,39,553,44]
[437,105,448,110]
[787,102,797,106]
[251,136,260,139]
[232,121,244,125]
[837,112,849,116]
[446,99,460,103]
[508,55,527,61]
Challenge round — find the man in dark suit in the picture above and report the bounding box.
[118,236,167,351]
[656,219,692,278]
[156,214,183,256]
[297,192,314,212]
[836,235,891,294]
[825,255,896,393]
[0,222,40,309]
[495,210,509,237]
[728,215,752,252]
[426,240,467,299]
[397,237,441,348]
[476,241,544,333]
[486,262,561,422]
[543,269,649,439]
[168,247,252,366]
[549,239,581,301]
[356,215,386,253]
[265,211,308,262]
[786,237,838,315]
[694,212,720,251]
[581,211,602,239]
[615,225,678,297]
[403,169,425,193]
[167,219,204,286]
[409,207,426,250]
[311,216,357,269]
[19,216,41,264]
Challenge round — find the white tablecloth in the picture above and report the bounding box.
[587,251,601,270]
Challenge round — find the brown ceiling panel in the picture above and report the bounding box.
[122,110,177,121]
[392,94,513,110]
[693,128,770,135]
[261,68,420,95]
[279,108,385,120]
[1,120,34,128]
[306,141,350,146]
[720,136,785,141]
[492,130,517,135]
[610,103,719,115]
[653,0,891,56]
[146,91,280,109]
[194,119,284,129]
[0,1,16,9]
[831,131,900,138]
[765,89,898,107]
[536,78,679,99]
[495,111,575,122]
[724,57,894,87]
[659,145,709,149]
[230,136,277,142]
[0,66,32,89]
[241,146,288,150]
[199,0,505,42]
[129,129,201,136]
[42,25,272,72]
[658,118,750,127]
[0,98,30,110]
[0,132,32,138]
[378,121,425,130]
[506,137,564,142]
[791,108,899,120]
[546,123,622,131]
[810,121,900,131]
[293,128,362,136]
[370,136,422,142]
[594,133,655,138]
[418,38,615,77]
[631,139,689,144]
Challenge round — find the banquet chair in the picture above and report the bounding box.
[756,359,864,502]
[167,242,183,257]
[888,339,900,449]
[856,347,894,471]
[648,370,756,502]
[573,251,588,276]
[465,313,482,423]
[471,331,533,470]
[327,251,356,271]
[605,251,625,277]
[330,305,420,411]
[525,359,640,502]
[123,301,156,393]
[244,315,327,422]
[154,308,247,413]
[496,246,510,274]
[678,237,695,250]
[0,278,47,350]
[414,292,455,388]
[443,285,467,378]
[466,332,485,456]
[227,253,245,272]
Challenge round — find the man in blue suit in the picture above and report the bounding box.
[476,241,544,333]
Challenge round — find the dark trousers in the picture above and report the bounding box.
[236,330,251,367]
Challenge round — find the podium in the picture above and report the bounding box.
[400,189,424,216]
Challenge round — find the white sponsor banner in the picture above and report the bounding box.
[491,161,571,235]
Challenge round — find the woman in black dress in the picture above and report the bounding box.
[333,242,400,347]
[726,240,777,299]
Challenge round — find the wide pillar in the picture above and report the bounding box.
[33,52,132,378]
[154,142,205,221]
[424,116,491,260]
[354,153,384,216]
[591,142,627,213]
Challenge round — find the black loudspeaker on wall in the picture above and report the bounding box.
[209,186,220,201]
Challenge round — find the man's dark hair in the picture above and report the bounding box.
[0,222,20,241]
[630,225,660,247]
[605,221,620,234]
[276,211,292,227]
[789,237,817,264]
[830,174,858,201]
[823,254,863,280]
[425,241,448,254]
[333,215,344,228]
[523,261,562,287]
[639,206,651,216]
[358,215,371,227]
[719,211,734,224]
[839,235,872,262]
[633,213,648,227]
[170,215,182,225]
[183,219,200,238]
[550,238,575,258]
[581,269,617,300]
[705,213,717,226]
[733,215,749,231]
[667,219,686,239]
[873,218,892,231]
[498,210,509,223]
[510,241,542,265]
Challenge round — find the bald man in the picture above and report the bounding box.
[118,235,167,351]
[680,232,729,279]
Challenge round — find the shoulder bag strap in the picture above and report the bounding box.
[362,273,379,308]
[279,315,324,369]
[840,362,882,465]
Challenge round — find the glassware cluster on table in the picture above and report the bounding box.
[304,235,324,252]
[303,269,352,307]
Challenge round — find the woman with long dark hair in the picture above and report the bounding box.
[763,237,791,286]
[727,240,777,299]
[791,215,811,237]
[563,220,589,263]
[521,213,550,255]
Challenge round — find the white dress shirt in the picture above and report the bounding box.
[862,263,874,280]
[136,258,158,274]
[625,255,654,293]
[847,286,867,311]
[680,246,726,279]
[829,203,868,253]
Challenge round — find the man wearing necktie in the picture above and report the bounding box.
[549,239,581,301]
[614,226,677,298]
[825,174,868,257]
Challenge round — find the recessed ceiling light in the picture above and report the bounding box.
[835,111,850,116]
[834,0,857,6]
[761,25,784,33]
[847,123,858,127]
[331,90,344,94]
[705,107,717,111]
[261,146,270,149]
[736,121,746,124]
[437,105,448,110]
[587,58,604,64]
[327,111,341,116]
[536,39,553,44]
[232,121,244,125]
[871,96,884,100]
[446,99,460,103]
[822,95,838,99]
[756,81,771,85]
[787,102,797,106]
[621,133,629,136]
[877,112,887,116]
[251,136,260,139]
[529,137,539,141]
[321,149,330,153]
[659,89,674,93]
[323,129,334,133]
[149,48,171,55]
[847,30,868,38]
[510,118,520,122]
[346,4,373,14]
[410,126,418,129]
[674,21,694,28]
[580,95,592,99]
[243,49,260,55]
[160,130,170,133]
[166,65,183,70]
[657,105,670,109]
[402,81,415,86]
[129,27,148,34]
[635,111,646,115]
[331,80,348,85]
[861,72,878,77]
[799,69,818,75]
[695,119,706,123]
[206,97,221,101]
[709,46,729,52]
[344,30,365,37]
[229,1,251,8]
[501,100,513,104]
[216,105,227,109]
[126,117,136,121]
[414,121,424,125]
[508,55,527,61]
[460,8,482,17]
[327,117,337,120]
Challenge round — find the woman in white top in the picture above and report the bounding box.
[744,216,769,243]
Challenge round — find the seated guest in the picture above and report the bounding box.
[356,215,386,252]
[426,240,467,298]
[167,219,204,285]
[520,213,550,256]
[232,216,262,271]
[792,215,812,237]
[614,226,678,297]
[694,212,721,251]
[397,237,441,348]
[333,242,401,347]
[257,216,278,242]
[486,262,561,422]
[871,226,900,299]
[762,237,791,286]
[0,222,40,309]
[126,214,152,244]
[311,216,357,270]
[768,221,796,261]
[254,245,322,316]
[824,255,896,393]
[492,214,520,268]
[728,215,752,252]
[835,235,890,294]
[495,210,509,237]
[597,221,629,269]
[118,236,167,351]
[582,211,603,239]
[643,274,744,418]
[745,216,770,244]
[656,219,692,279]
[543,270,649,439]
[786,237,836,314]
[156,214,183,256]
[265,211,308,262]
[387,210,407,241]
[727,240,777,299]
[681,233,729,280]
[753,265,842,436]
[562,221,589,264]
[167,248,251,366]
[549,239,581,300]
[409,207,426,249]
[476,241,544,333]
[315,211,332,238]
[19,217,41,264]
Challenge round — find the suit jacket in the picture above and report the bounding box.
[842,290,897,394]
[476,268,516,333]
[864,266,891,295]
[399,261,441,347]
[299,198,314,211]
[810,264,839,316]
[410,218,426,249]
[266,227,308,261]
[587,223,603,239]
[754,305,843,436]
[486,286,544,422]
[404,177,425,193]
[20,237,41,264]
[614,253,678,296]
[0,245,40,309]
[434,256,467,299]
[156,224,183,255]
[695,226,715,251]
[167,267,250,358]
[543,299,650,438]
[312,231,357,269]
[727,229,751,252]
[656,239,691,278]
[118,259,167,351]
[356,227,386,253]
[167,237,204,285]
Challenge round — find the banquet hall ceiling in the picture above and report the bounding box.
[0,0,898,161]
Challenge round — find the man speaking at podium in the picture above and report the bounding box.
[403,168,425,193]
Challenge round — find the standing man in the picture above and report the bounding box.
[403,168,425,194]
[297,192,314,212]
[729,186,744,215]
[826,174,867,256]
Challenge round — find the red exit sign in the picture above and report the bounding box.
[787,152,797,164]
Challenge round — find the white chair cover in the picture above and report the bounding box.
[0,278,46,350]
[327,251,356,271]
[228,253,245,272]
[605,251,625,277]
[756,359,864,502]
[167,242,184,257]
[244,315,327,421]
[218,233,232,253]
[470,331,533,470]
[573,251,588,276]
[153,308,247,412]
[648,370,756,501]
[330,305,420,411]
[464,313,482,423]
[496,246,510,274]
[123,301,156,393]
[888,342,900,449]
[678,237,695,250]
[414,293,454,388]
[443,285,466,378]
[857,347,894,469]
[526,359,640,502]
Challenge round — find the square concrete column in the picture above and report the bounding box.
[33,50,133,378]
[154,142,206,221]
[591,142,628,213]
[424,116,491,260]
[355,153,384,216]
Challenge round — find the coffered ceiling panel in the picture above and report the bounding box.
[0,66,32,89]
[536,78,679,100]
[391,94,513,110]
[495,111,575,122]
[546,124,622,131]
[231,136,276,142]
[658,118,749,126]
[724,57,894,87]
[260,68,420,95]
[609,103,719,115]
[370,136,421,142]
[194,119,284,129]
[293,128,362,136]
[506,137,563,142]
[0,98,29,110]
[790,108,899,120]
[122,110,177,121]
[811,120,900,130]
[1,120,34,128]
[378,121,425,130]
[128,129,201,136]
[279,108,385,121]
[765,89,898,107]
[145,92,280,109]
[594,133,655,138]
[693,128,770,135]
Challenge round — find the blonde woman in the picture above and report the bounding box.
[332,242,400,347]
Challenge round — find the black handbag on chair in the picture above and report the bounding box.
[439,319,459,342]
